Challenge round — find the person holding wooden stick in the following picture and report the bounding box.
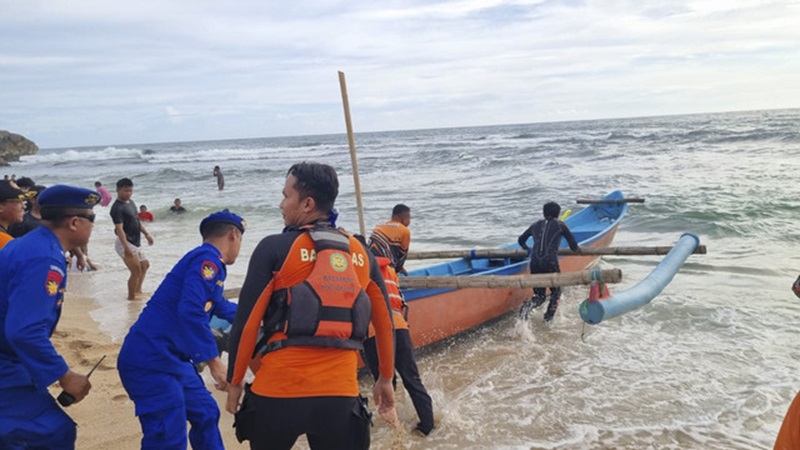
[518,201,581,322]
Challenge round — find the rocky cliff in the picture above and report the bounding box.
[0,131,39,165]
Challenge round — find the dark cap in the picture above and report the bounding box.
[200,209,246,234]
[0,180,29,202]
[38,185,102,210]
[27,185,47,199]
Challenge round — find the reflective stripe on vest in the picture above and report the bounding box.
[264,229,371,353]
[375,256,404,313]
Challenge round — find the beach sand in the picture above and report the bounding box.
[51,281,409,449]
[50,293,243,449]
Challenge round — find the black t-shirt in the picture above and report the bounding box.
[8,213,42,238]
[111,200,141,247]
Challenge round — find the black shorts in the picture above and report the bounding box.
[247,394,371,450]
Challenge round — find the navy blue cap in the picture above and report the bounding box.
[38,185,101,210]
[200,209,246,234]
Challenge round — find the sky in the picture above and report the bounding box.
[1,0,799,149]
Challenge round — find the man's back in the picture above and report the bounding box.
[97,185,112,206]
[368,220,410,273]
[121,243,228,371]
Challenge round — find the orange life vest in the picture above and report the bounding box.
[369,256,408,333]
[260,228,371,354]
[376,256,404,313]
[0,231,13,250]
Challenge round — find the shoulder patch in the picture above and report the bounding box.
[201,260,218,280]
[46,270,63,297]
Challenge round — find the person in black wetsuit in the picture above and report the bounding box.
[517,201,581,322]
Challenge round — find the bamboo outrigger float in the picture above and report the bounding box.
[579,233,702,325]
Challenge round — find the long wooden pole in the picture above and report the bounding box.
[338,71,366,236]
[398,269,621,289]
[576,198,645,204]
[407,245,707,260]
[222,269,622,298]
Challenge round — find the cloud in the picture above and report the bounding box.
[0,0,798,147]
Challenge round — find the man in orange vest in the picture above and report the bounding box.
[364,205,435,436]
[225,162,395,450]
[368,204,411,275]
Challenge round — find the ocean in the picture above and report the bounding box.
[10,108,800,449]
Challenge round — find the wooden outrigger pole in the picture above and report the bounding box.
[576,198,645,204]
[400,269,621,289]
[338,71,366,236]
[223,269,622,298]
[407,245,707,260]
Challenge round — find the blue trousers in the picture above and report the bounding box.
[0,386,76,449]
[118,364,223,450]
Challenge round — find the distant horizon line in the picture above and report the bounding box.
[39,105,799,151]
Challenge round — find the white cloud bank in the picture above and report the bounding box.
[1,0,798,147]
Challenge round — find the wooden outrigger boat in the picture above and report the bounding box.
[400,190,630,348]
[219,191,632,352]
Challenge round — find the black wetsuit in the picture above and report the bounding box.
[518,218,579,321]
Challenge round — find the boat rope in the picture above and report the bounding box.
[580,268,603,343]
[590,267,601,282]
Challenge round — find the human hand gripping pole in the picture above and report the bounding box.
[57,355,105,407]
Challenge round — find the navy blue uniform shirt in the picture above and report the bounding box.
[0,226,69,390]
[119,243,237,373]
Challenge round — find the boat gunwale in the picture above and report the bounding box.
[402,190,629,301]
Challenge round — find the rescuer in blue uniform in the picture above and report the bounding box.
[117,210,245,450]
[0,185,101,449]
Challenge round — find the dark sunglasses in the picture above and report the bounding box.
[73,214,96,223]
